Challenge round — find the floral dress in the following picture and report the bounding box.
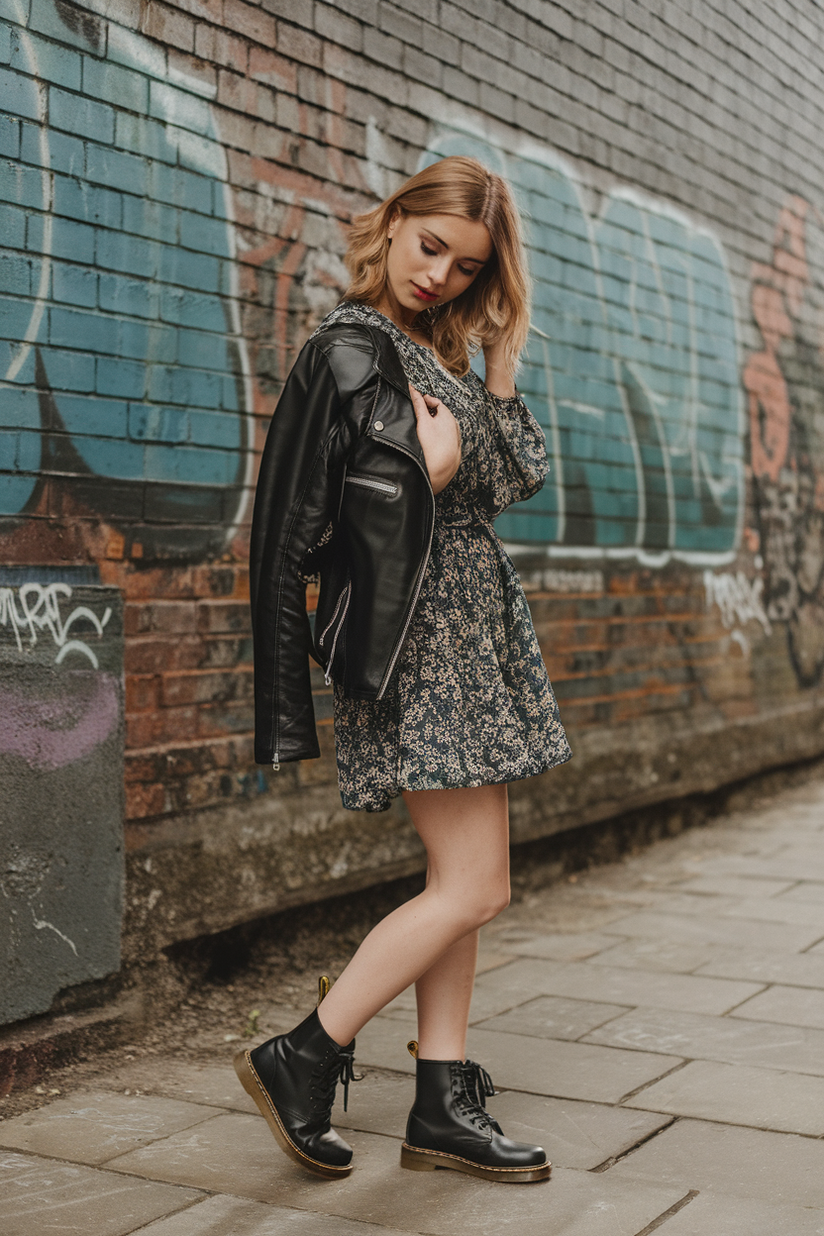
[320,302,572,812]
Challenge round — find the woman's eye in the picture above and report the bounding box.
[458,266,476,277]
[421,242,437,256]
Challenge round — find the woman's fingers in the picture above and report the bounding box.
[408,383,429,420]
[409,384,447,418]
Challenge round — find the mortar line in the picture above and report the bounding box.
[632,1190,699,1236]
[589,1113,678,1172]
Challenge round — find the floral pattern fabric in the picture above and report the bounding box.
[320,302,572,812]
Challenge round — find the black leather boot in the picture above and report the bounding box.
[401,1057,550,1182]
[234,1002,357,1179]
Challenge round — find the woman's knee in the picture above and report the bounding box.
[449,881,510,932]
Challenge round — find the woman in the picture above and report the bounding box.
[238,156,571,1184]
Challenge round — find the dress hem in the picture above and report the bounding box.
[339,746,573,814]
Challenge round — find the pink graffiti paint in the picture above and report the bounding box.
[744,197,810,482]
[0,672,119,770]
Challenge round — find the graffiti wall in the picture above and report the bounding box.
[1,0,252,560]
[423,128,744,560]
[2,0,824,981]
[744,197,824,687]
[0,572,124,1025]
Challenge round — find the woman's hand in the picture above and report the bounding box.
[408,384,462,495]
[482,336,516,399]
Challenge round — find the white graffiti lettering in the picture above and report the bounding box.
[0,583,111,669]
[521,568,605,594]
[704,570,772,635]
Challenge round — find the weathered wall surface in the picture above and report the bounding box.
[2,0,824,975]
[0,574,124,1024]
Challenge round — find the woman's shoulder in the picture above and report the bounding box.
[308,301,406,395]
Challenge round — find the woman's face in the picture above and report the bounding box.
[384,211,492,315]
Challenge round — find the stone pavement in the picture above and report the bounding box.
[3,776,824,1235]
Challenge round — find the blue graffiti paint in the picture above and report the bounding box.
[422,130,744,558]
[0,1,250,540]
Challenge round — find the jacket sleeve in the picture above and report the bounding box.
[463,369,550,519]
[249,340,346,765]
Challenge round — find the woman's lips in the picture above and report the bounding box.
[412,283,439,302]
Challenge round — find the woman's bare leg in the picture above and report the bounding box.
[316,783,510,1049]
[414,929,479,1059]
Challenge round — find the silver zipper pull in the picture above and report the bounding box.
[272,753,280,772]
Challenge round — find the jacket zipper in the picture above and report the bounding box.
[324,582,351,685]
[318,582,349,649]
[345,474,398,496]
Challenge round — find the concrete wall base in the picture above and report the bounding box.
[123,699,824,960]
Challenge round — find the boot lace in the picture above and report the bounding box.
[452,1060,503,1134]
[310,1046,359,1114]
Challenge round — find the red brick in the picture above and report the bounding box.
[142,1,195,51]
[279,22,323,67]
[150,705,201,744]
[126,713,158,750]
[196,600,251,634]
[125,637,205,674]
[161,669,253,706]
[195,23,249,71]
[223,0,276,46]
[126,675,160,712]
[249,45,297,92]
[126,782,167,820]
[125,752,163,783]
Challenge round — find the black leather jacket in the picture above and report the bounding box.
[250,321,434,766]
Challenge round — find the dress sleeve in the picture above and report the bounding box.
[465,369,550,519]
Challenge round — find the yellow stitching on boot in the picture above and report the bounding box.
[402,1142,550,1173]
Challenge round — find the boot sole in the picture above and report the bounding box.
[400,1142,551,1183]
[233,1049,353,1180]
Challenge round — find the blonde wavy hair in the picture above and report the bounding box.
[343,156,530,377]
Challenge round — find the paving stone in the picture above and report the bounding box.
[608,1116,824,1207]
[99,1058,259,1115]
[334,1068,671,1170]
[356,1014,680,1103]
[478,956,763,1015]
[475,994,631,1040]
[591,939,719,974]
[695,944,824,989]
[113,1118,685,1236]
[504,931,623,961]
[586,1006,824,1076]
[484,1091,671,1171]
[779,883,824,905]
[0,1090,218,1165]
[731,984,824,1030]
[475,948,519,974]
[132,1192,421,1235]
[109,1111,310,1202]
[701,851,824,883]
[602,910,823,952]
[0,1150,203,1236]
[625,1060,824,1135]
[334,1067,412,1138]
[633,892,741,917]
[676,875,796,897]
[725,897,824,927]
[351,1013,418,1073]
[650,1190,824,1235]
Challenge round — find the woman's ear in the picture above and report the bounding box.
[386,206,403,240]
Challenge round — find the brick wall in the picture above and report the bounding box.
[3,0,824,965]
